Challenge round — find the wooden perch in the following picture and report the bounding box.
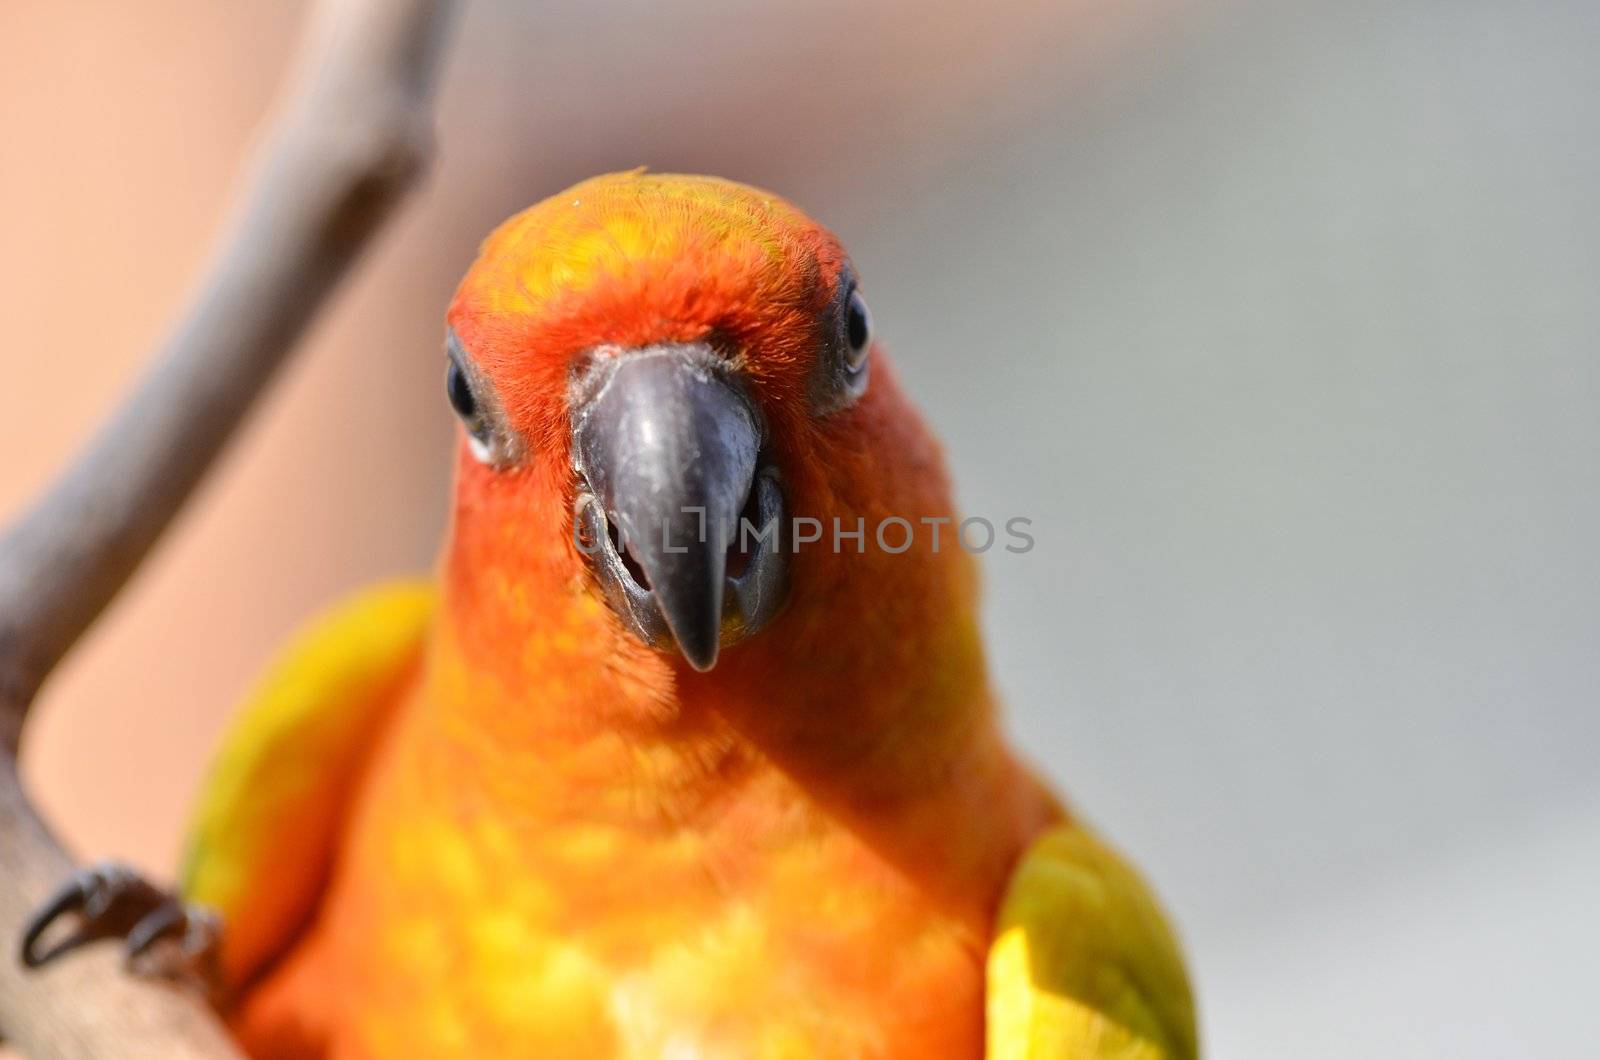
[0,0,459,1054]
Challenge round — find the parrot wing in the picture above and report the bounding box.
[177,580,434,989]
[986,823,1197,1059]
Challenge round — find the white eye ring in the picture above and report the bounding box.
[844,289,872,373]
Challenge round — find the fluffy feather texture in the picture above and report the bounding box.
[178,171,1194,1058]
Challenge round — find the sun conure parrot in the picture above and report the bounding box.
[23,170,1195,1059]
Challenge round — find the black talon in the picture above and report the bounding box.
[20,875,90,968]
[19,861,221,994]
[21,862,165,968]
[125,898,220,986]
[20,887,82,968]
[124,898,187,966]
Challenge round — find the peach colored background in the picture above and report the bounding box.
[2,2,453,877]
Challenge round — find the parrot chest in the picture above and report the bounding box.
[317,722,991,1059]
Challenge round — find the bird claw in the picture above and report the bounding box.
[20,860,221,995]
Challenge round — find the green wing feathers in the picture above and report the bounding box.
[179,581,434,989]
[987,824,1197,1059]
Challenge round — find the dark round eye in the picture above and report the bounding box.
[445,349,496,463]
[446,357,477,420]
[844,289,872,372]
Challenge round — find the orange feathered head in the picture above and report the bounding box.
[443,171,974,681]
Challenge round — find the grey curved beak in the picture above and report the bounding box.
[571,343,767,671]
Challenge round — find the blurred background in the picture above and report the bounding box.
[3,0,1598,1055]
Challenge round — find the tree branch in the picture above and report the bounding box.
[0,0,459,1054]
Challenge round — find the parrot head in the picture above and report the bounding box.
[443,171,975,681]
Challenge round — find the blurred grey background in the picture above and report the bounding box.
[4,0,1598,1055]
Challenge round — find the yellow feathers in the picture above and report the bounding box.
[180,581,434,987]
[987,825,1197,1059]
[469,170,804,318]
